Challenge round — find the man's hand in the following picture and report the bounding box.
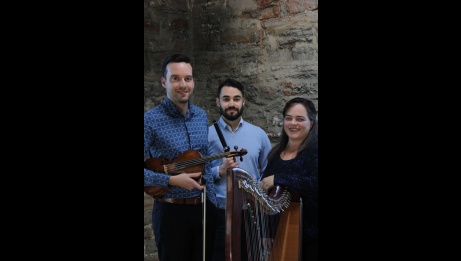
[219,157,239,176]
[169,172,204,190]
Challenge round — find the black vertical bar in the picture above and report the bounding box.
[213,120,230,152]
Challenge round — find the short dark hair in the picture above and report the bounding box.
[217,78,245,98]
[162,54,193,78]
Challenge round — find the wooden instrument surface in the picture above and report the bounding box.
[144,149,248,198]
[225,167,301,261]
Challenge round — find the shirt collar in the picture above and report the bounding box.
[218,116,244,131]
[162,96,194,118]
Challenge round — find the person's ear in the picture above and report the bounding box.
[161,77,166,88]
[215,97,220,107]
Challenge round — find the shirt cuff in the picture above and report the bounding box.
[214,166,221,181]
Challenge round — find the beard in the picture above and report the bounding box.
[220,106,243,121]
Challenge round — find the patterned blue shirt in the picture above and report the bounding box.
[208,117,272,209]
[144,96,216,204]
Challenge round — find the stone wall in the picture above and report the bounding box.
[144,1,318,260]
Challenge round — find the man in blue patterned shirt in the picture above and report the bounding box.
[144,54,217,261]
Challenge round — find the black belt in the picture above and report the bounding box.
[157,197,202,205]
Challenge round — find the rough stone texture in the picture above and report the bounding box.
[144,195,157,261]
[144,1,318,259]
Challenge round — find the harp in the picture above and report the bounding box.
[225,167,302,261]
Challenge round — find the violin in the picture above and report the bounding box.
[144,148,248,198]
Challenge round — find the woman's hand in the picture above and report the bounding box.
[260,175,274,192]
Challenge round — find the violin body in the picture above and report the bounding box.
[144,150,204,198]
[144,148,248,198]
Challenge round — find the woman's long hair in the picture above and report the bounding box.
[267,97,318,161]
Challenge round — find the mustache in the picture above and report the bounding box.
[225,107,238,112]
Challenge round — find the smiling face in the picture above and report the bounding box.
[283,103,313,143]
[161,62,194,105]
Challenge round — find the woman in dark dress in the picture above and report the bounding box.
[260,97,318,261]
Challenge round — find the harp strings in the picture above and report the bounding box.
[238,174,291,261]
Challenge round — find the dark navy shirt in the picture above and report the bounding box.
[144,96,216,204]
[261,145,318,242]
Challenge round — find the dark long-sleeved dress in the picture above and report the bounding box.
[261,143,318,260]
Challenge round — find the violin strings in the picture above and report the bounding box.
[164,152,232,172]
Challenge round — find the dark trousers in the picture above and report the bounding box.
[153,199,217,261]
[302,239,318,261]
[213,208,248,261]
